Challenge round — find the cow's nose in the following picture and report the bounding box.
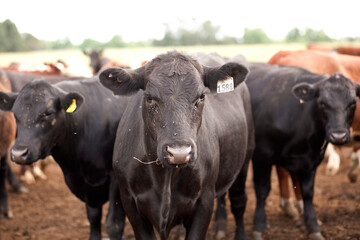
[329,131,348,145]
[11,147,29,164]
[166,145,192,165]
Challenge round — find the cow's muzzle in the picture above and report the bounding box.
[166,145,192,165]
[329,130,348,145]
[11,146,30,164]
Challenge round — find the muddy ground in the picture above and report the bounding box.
[1,148,359,240]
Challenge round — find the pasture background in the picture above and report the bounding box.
[1,44,360,240]
[0,43,310,70]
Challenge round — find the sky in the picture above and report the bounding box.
[1,0,359,45]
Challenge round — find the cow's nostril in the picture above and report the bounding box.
[11,147,29,163]
[166,145,192,165]
[330,131,347,144]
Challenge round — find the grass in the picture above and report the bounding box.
[0,43,308,71]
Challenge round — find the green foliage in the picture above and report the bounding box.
[285,28,303,42]
[104,35,125,48]
[46,38,74,50]
[153,20,228,46]
[242,28,272,44]
[79,38,103,49]
[0,19,347,52]
[22,33,46,51]
[285,27,333,42]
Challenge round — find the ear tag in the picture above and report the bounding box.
[217,76,234,93]
[66,99,77,113]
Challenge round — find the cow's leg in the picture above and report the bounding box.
[298,170,324,240]
[290,174,303,215]
[120,190,156,240]
[213,194,227,240]
[105,175,125,240]
[348,148,360,182]
[276,166,299,219]
[86,204,102,240]
[184,190,214,240]
[252,154,272,240]
[6,154,28,194]
[0,155,12,218]
[228,159,250,240]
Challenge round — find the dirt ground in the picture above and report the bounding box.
[1,148,359,240]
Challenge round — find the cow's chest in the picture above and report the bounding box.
[130,167,203,227]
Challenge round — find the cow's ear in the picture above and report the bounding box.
[203,62,248,92]
[292,82,319,101]
[61,92,84,113]
[99,66,145,95]
[0,92,18,111]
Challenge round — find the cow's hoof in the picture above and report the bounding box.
[348,173,358,183]
[309,232,325,240]
[0,208,13,219]
[253,231,263,240]
[280,198,299,220]
[325,166,339,175]
[32,166,47,180]
[20,170,36,184]
[215,230,226,240]
[14,186,29,194]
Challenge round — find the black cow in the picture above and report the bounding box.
[99,51,255,240]
[83,49,108,75]
[0,78,128,240]
[214,62,359,240]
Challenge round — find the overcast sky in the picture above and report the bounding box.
[1,0,359,44]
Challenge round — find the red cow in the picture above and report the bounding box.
[0,68,28,218]
[335,46,360,56]
[267,49,360,218]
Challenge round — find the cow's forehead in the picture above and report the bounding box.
[319,75,357,101]
[145,58,205,100]
[14,82,57,112]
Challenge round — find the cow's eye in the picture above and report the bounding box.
[146,96,153,104]
[194,94,205,109]
[41,111,55,121]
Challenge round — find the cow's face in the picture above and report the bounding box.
[293,73,360,145]
[0,80,83,164]
[83,49,103,74]
[100,51,248,167]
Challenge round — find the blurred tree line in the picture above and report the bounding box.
[0,19,356,52]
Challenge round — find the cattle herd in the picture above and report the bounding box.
[0,46,359,240]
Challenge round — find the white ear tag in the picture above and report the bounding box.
[217,76,234,93]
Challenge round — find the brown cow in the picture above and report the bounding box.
[0,68,28,218]
[335,46,360,56]
[268,49,360,218]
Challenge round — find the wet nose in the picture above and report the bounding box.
[166,145,192,165]
[11,147,29,164]
[330,131,348,145]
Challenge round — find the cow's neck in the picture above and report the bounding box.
[159,169,175,239]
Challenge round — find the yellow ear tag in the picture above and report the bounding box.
[66,99,77,113]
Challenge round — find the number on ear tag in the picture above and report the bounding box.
[66,99,77,113]
[217,77,234,93]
